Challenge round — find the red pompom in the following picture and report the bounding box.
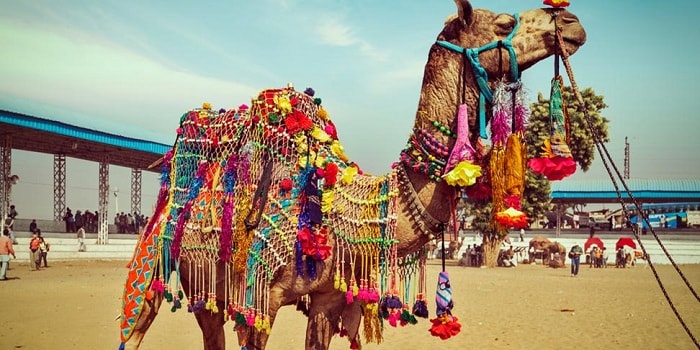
[324,163,339,186]
[280,178,293,191]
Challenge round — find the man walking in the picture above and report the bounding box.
[0,228,16,280]
[28,231,42,270]
[568,242,583,277]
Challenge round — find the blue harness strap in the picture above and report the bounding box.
[436,13,520,139]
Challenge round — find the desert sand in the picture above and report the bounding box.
[0,260,698,350]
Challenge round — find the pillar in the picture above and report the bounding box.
[0,136,10,224]
[131,168,142,215]
[53,154,67,221]
[97,159,110,244]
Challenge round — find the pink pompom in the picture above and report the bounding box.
[346,289,354,304]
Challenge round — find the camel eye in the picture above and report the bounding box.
[494,14,515,35]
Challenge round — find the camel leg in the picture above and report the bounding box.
[122,293,164,350]
[193,302,227,350]
[243,283,296,350]
[179,260,228,350]
[339,300,363,348]
[305,290,346,350]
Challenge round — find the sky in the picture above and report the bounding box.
[1,0,699,221]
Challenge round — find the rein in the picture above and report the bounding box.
[436,12,520,139]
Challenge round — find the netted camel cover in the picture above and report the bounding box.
[119,87,424,345]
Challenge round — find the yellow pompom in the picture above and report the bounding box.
[352,284,359,297]
[274,94,292,114]
[262,316,271,335]
[340,279,348,292]
[254,315,263,331]
[341,166,358,185]
[311,126,331,143]
[298,150,316,169]
[334,274,341,290]
[317,108,329,120]
[331,140,349,162]
[202,102,212,110]
[321,190,334,213]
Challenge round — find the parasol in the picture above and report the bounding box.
[584,237,605,252]
[615,237,636,250]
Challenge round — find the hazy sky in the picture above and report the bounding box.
[2,0,699,221]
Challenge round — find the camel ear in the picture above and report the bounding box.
[454,0,473,27]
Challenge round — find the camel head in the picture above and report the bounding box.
[414,1,586,134]
[439,0,586,76]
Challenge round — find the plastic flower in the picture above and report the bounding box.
[442,161,482,187]
[543,0,570,8]
[495,207,529,228]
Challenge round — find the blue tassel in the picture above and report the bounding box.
[412,300,429,318]
[306,257,317,280]
[118,342,125,350]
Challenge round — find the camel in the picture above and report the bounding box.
[118,1,585,349]
[528,238,566,267]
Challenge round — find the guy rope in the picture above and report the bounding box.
[551,9,700,349]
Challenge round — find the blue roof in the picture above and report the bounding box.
[551,179,700,202]
[0,109,170,155]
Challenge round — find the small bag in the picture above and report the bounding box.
[568,251,575,259]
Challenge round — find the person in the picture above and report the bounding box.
[0,228,16,280]
[77,225,87,252]
[568,242,583,277]
[29,219,38,233]
[458,253,469,267]
[37,230,50,268]
[63,208,75,233]
[8,204,18,219]
[601,247,609,268]
[519,228,525,242]
[3,217,17,244]
[28,231,42,271]
[589,225,595,238]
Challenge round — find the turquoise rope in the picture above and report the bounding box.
[436,13,521,139]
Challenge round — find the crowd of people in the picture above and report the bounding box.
[63,208,148,234]
[114,212,147,234]
[63,207,100,233]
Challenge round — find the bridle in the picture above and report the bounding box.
[435,13,521,139]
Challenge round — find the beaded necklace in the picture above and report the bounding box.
[399,117,454,181]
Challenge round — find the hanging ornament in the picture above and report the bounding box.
[443,104,482,187]
[429,271,461,339]
[527,75,576,180]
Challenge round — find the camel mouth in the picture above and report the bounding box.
[562,35,586,47]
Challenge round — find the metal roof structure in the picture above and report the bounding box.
[0,109,171,171]
[550,178,700,204]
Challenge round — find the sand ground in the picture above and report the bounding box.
[0,260,699,350]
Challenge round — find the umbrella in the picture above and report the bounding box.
[584,237,605,252]
[615,237,636,250]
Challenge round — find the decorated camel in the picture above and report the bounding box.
[118,1,586,349]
